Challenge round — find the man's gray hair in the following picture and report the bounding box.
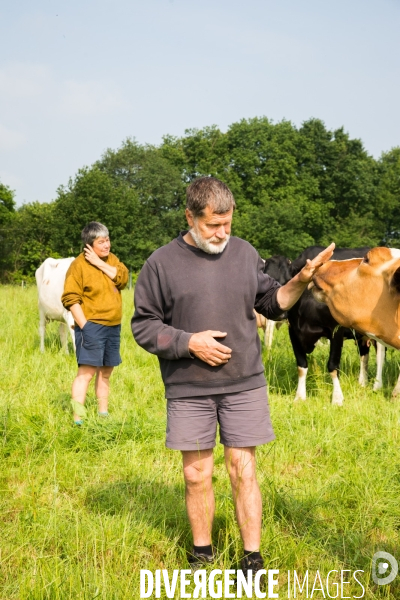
[186,177,236,218]
[81,221,109,246]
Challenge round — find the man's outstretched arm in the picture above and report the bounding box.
[276,243,335,310]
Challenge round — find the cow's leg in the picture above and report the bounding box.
[328,328,345,406]
[357,338,370,387]
[373,342,385,391]
[38,308,46,353]
[358,354,369,387]
[391,372,400,399]
[70,325,76,352]
[59,322,69,354]
[289,327,308,401]
[265,320,276,349]
[64,310,76,352]
[329,370,344,406]
[295,366,308,401]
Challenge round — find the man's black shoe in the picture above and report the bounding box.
[240,553,265,576]
[187,548,215,569]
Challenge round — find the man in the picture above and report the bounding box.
[131,177,333,572]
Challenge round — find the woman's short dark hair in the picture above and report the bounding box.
[81,222,109,246]
[186,177,236,218]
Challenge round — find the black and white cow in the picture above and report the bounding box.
[255,255,290,349]
[264,246,385,405]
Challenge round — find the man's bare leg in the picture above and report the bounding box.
[182,449,215,546]
[95,366,114,414]
[224,446,261,551]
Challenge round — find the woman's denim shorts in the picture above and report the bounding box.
[74,321,122,367]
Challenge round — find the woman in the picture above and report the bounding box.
[62,221,128,424]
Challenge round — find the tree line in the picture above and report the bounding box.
[1,117,399,282]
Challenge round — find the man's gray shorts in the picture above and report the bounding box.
[166,386,275,451]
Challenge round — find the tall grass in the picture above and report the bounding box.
[1,286,400,599]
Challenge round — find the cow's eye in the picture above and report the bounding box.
[362,256,369,264]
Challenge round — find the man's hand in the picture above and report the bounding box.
[84,244,103,267]
[276,243,336,311]
[298,243,335,283]
[188,331,232,366]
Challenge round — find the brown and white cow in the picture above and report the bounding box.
[311,247,400,396]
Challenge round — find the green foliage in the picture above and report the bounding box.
[376,147,400,246]
[52,166,139,260]
[96,139,186,268]
[51,140,186,271]
[161,117,381,257]
[1,117,398,281]
[298,120,379,247]
[0,181,16,278]
[1,201,60,282]
[0,180,15,217]
[224,118,327,256]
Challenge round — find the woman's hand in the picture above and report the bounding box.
[84,244,103,267]
[84,244,118,281]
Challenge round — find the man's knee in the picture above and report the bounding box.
[182,450,213,489]
[225,447,257,486]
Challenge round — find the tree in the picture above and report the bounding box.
[162,118,333,257]
[298,119,379,248]
[0,182,16,280]
[53,140,186,271]
[2,117,387,282]
[11,202,59,280]
[375,147,400,246]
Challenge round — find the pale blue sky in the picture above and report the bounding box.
[1,0,399,205]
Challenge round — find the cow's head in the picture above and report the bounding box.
[311,247,400,348]
[264,255,292,286]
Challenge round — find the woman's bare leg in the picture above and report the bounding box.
[95,366,114,413]
[71,365,97,420]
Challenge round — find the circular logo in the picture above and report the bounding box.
[372,552,398,586]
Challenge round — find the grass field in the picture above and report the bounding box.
[1,286,400,599]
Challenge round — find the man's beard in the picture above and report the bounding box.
[189,227,230,254]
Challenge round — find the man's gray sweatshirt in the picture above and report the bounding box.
[131,233,283,398]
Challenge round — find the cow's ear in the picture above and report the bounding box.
[390,266,400,294]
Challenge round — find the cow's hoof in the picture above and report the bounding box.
[294,395,306,402]
[373,381,383,392]
[331,396,344,406]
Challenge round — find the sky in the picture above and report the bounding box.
[1,0,399,206]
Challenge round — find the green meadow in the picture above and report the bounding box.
[1,286,400,599]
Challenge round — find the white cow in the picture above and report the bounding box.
[254,311,287,350]
[35,257,76,353]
